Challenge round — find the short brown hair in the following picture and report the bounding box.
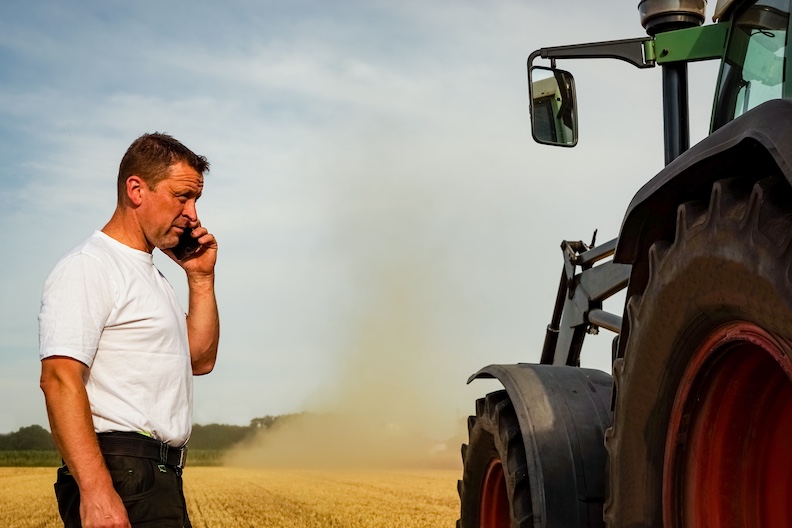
[117,132,210,201]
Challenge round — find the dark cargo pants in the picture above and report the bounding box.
[54,454,192,528]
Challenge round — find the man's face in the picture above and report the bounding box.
[138,161,204,251]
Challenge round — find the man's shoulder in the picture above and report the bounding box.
[58,232,111,264]
[50,232,128,279]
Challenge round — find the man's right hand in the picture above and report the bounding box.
[79,487,131,528]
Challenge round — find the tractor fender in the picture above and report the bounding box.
[468,363,613,523]
[615,98,792,274]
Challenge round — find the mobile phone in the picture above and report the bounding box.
[172,227,202,260]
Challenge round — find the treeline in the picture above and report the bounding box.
[189,413,302,449]
[1,414,303,452]
[0,425,56,451]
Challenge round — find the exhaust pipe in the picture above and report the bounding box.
[638,1,707,163]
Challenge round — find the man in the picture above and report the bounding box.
[39,132,220,528]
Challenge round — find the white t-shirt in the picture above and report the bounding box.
[39,231,193,447]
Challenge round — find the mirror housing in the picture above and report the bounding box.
[529,66,578,147]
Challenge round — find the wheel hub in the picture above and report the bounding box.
[663,322,792,527]
[480,458,510,528]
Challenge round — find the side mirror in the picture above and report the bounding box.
[529,66,578,147]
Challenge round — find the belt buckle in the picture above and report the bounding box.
[157,438,186,468]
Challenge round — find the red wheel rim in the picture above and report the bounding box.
[480,458,510,528]
[663,322,792,527]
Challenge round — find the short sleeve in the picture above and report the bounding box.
[38,252,115,367]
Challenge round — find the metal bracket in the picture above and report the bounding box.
[528,37,656,71]
[540,237,631,366]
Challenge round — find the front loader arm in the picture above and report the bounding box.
[540,237,631,367]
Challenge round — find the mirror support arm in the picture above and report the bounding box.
[527,37,655,148]
[528,38,656,70]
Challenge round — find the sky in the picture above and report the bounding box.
[0,0,721,437]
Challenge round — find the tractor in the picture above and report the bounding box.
[457,0,792,526]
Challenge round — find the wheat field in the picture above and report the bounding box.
[0,467,460,527]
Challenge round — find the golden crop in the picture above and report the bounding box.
[0,468,61,528]
[0,467,459,527]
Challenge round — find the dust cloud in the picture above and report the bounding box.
[224,144,473,470]
[224,277,468,469]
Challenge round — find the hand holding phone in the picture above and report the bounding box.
[172,227,202,261]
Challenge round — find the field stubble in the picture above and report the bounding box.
[0,466,459,527]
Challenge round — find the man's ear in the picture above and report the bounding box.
[126,176,145,206]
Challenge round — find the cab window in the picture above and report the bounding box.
[712,0,790,130]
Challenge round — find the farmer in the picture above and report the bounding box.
[38,132,220,527]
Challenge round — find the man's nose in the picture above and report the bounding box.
[183,199,198,222]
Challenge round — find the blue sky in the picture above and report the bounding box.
[0,1,720,436]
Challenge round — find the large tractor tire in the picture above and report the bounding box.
[605,176,792,527]
[458,365,612,528]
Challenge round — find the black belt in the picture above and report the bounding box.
[97,432,188,468]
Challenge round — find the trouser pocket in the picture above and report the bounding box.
[53,465,81,528]
[106,456,190,528]
[104,455,157,501]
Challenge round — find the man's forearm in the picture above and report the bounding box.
[186,273,219,375]
[40,358,131,527]
[41,364,113,494]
